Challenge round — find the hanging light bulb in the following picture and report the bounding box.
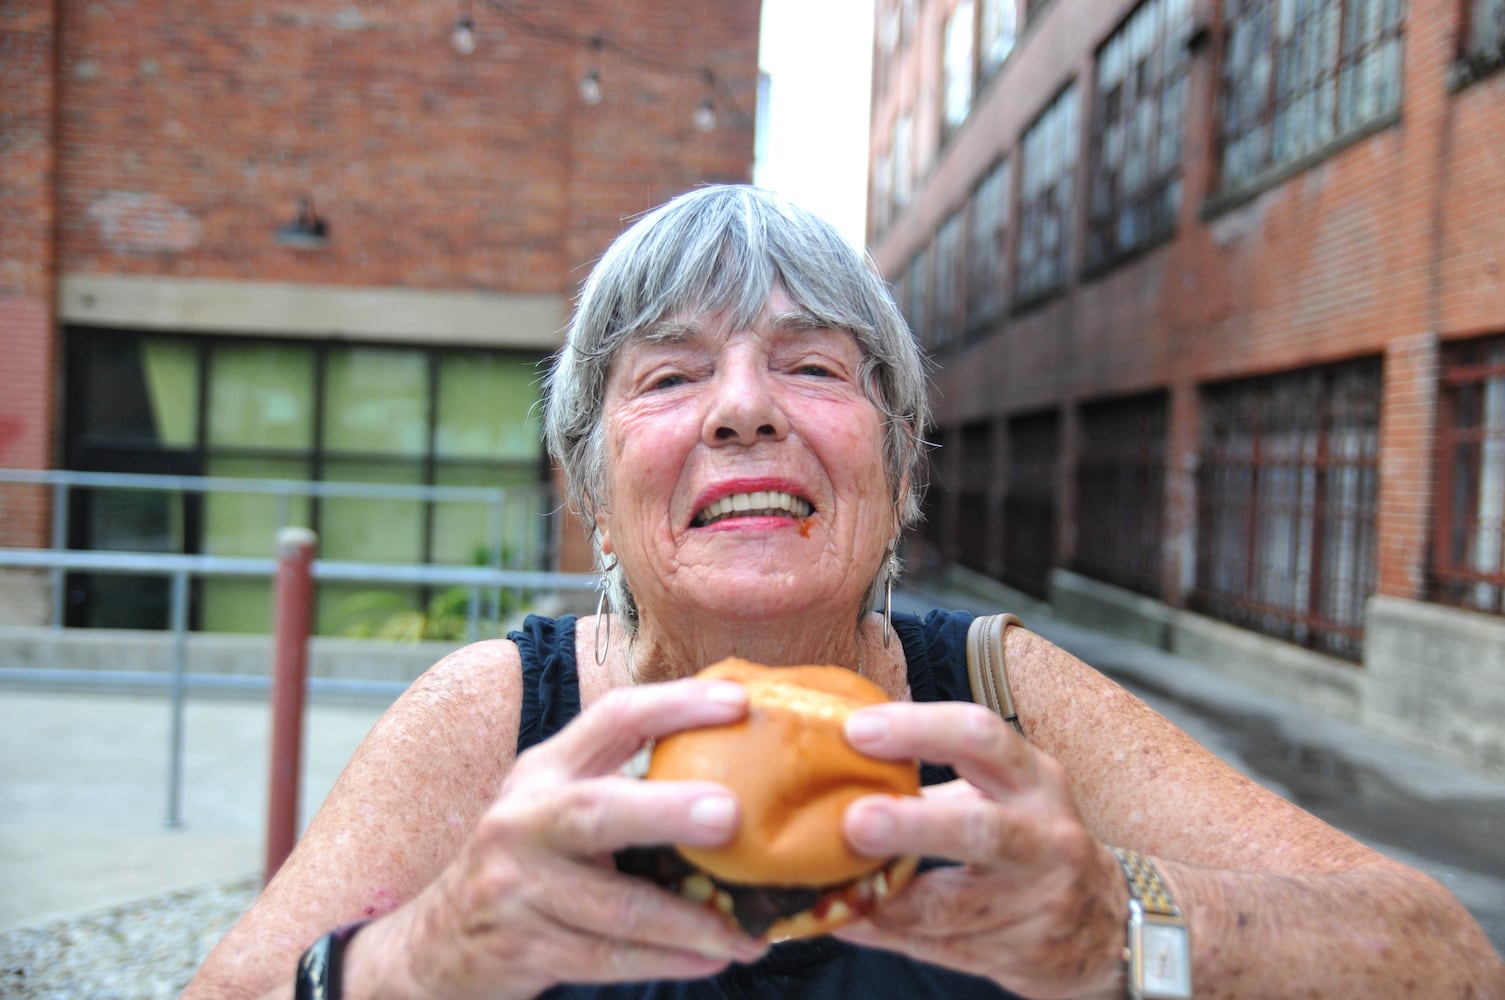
[579,68,603,105]
[693,69,717,131]
[693,97,716,131]
[451,12,476,55]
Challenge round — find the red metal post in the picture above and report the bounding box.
[265,526,318,884]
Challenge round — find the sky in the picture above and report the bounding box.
[755,0,876,250]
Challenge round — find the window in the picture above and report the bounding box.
[905,247,930,345]
[944,0,977,132]
[1433,334,1505,615]
[893,112,915,209]
[873,145,893,235]
[954,420,998,576]
[1003,410,1060,598]
[1024,0,1055,21]
[1464,0,1505,65]
[1087,0,1193,269]
[64,329,548,634]
[931,212,965,351]
[966,158,1011,328]
[1016,85,1078,305]
[1219,0,1405,191]
[1074,393,1168,597]
[981,0,1019,75]
[1193,361,1380,660]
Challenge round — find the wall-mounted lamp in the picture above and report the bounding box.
[276,195,329,249]
[451,12,477,55]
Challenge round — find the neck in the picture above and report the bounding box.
[628,612,874,683]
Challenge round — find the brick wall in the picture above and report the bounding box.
[1,1,60,548]
[1,0,762,560]
[875,0,1505,609]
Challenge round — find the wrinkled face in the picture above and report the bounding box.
[596,288,895,629]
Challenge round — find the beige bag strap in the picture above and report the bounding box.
[966,613,1026,737]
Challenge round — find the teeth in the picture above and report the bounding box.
[873,869,890,898]
[683,874,714,903]
[694,491,813,526]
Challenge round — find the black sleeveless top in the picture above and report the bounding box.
[509,609,1022,999]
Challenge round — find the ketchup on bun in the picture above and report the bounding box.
[616,658,921,941]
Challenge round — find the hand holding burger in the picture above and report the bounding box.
[618,658,921,941]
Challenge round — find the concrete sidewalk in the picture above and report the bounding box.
[3,580,1504,958]
[0,692,388,932]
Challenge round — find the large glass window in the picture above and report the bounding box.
[1073,393,1168,597]
[980,0,1019,75]
[931,212,965,351]
[1087,0,1192,270]
[64,329,548,634]
[944,0,977,132]
[1433,334,1505,616]
[1219,0,1405,191]
[1016,85,1078,305]
[966,158,1011,328]
[1193,361,1380,660]
[893,112,915,209]
[905,247,931,346]
[1003,410,1060,598]
[1464,0,1505,64]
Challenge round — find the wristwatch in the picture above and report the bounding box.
[1112,847,1192,999]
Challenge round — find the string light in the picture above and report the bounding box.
[456,2,750,130]
[450,12,476,55]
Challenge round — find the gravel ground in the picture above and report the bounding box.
[0,875,259,999]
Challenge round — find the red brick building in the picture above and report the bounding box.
[1,1,761,630]
[870,0,1505,774]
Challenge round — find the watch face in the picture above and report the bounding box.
[1137,919,1192,999]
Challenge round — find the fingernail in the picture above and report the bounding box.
[852,801,896,845]
[845,711,889,744]
[689,793,736,832]
[705,682,748,706]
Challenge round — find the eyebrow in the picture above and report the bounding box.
[637,307,835,345]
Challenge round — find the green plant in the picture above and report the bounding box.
[331,545,533,642]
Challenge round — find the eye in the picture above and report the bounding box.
[795,362,837,378]
[648,372,689,391]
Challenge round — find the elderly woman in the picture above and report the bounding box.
[188,186,1504,999]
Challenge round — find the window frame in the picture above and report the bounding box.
[1215,0,1406,197]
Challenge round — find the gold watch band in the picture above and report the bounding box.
[1112,847,1181,917]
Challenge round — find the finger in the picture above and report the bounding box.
[843,789,1043,869]
[845,701,1035,798]
[538,865,767,967]
[544,775,742,856]
[528,678,749,777]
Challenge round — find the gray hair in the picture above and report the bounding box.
[543,184,930,635]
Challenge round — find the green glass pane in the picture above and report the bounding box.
[324,346,429,455]
[431,464,542,567]
[200,456,311,634]
[203,456,313,557]
[435,353,543,460]
[208,343,315,449]
[141,339,200,447]
[318,460,425,562]
[200,578,274,634]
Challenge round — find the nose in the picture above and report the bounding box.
[702,356,789,446]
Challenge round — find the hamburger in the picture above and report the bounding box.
[615,658,921,941]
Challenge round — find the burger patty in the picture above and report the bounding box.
[614,844,826,938]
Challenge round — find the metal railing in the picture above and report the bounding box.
[0,468,599,826]
[0,467,575,630]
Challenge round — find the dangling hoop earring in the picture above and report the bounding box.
[882,572,893,648]
[595,555,618,666]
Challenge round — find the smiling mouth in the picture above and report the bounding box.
[692,491,814,527]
